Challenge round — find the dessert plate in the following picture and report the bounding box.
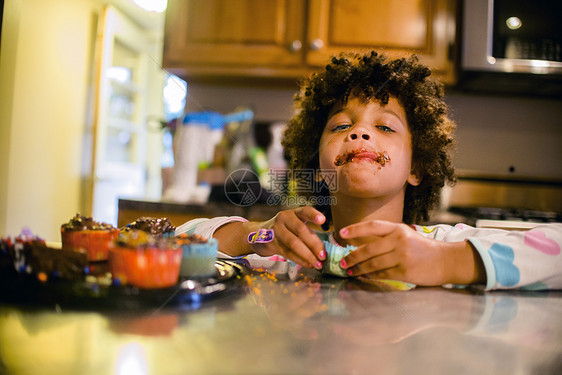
[0,260,243,311]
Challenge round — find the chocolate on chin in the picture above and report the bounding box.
[334,148,390,167]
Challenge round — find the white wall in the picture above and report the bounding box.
[446,93,562,179]
[185,83,562,181]
[0,0,165,241]
[0,0,102,241]
[185,82,297,121]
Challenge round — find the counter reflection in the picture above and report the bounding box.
[0,259,560,374]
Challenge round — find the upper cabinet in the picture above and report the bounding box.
[163,0,458,84]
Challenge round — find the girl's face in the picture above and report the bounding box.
[318,96,420,199]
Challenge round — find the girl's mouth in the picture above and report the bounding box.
[334,148,390,167]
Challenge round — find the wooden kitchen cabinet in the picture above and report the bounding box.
[163,0,458,83]
[306,0,458,83]
[163,0,309,78]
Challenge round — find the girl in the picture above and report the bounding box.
[176,51,562,290]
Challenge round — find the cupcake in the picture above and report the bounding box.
[322,241,357,278]
[321,240,416,290]
[3,228,88,281]
[120,217,175,238]
[176,233,218,279]
[108,230,181,289]
[61,214,119,261]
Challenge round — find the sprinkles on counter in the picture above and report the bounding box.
[244,268,332,315]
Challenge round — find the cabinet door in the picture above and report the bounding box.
[306,0,457,82]
[164,0,306,71]
[92,6,153,225]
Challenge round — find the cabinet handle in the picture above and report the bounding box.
[290,40,302,52]
[310,39,325,51]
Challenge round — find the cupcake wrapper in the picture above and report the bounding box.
[322,241,357,277]
[108,247,182,289]
[179,238,218,278]
[321,240,416,290]
[62,230,119,262]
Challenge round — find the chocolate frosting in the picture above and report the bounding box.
[61,214,116,231]
[121,217,175,237]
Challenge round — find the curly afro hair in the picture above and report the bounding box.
[282,51,456,225]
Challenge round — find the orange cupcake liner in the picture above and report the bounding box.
[108,246,181,289]
[61,229,119,261]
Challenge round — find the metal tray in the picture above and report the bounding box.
[0,260,244,311]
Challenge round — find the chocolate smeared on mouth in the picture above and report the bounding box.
[334,148,390,167]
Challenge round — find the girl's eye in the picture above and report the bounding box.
[376,125,394,133]
[332,124,351,132]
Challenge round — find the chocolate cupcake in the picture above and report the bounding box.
[61,214,119,262]
[108,230,181,289]
[4,229,88,281]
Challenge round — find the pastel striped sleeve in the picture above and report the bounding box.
[464,224,562,290]
[415,223,562,290]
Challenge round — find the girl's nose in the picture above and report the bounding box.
[349,132,370,141]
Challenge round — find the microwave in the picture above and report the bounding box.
[462,0,561,74]
[459,0,562,96]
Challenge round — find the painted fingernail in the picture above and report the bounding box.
[340,259,347,268]
[315,214,324,223]
[319,250,326,260]
[347,269,353,276]
[340,228,348,237]
[315,261,323,270]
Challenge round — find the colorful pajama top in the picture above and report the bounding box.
[174,217,562,291]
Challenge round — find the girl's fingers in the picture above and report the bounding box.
[276,225,323,269]
[294,206,326,226]
[341,236,394,269]
[274,240,312,269]
[284,216,326,261]
[347,251,399,276]
[357,268,399,281]
[340,220,397,239]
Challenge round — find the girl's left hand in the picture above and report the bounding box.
[339,220,479,286]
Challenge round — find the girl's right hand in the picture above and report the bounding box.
[250,206,327,270]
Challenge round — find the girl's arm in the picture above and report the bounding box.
[446,223,562,290]
[338,221,486,286]
[339,221,562,290]
[176,207,328,269]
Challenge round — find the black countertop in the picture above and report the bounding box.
[1,259,561,374]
